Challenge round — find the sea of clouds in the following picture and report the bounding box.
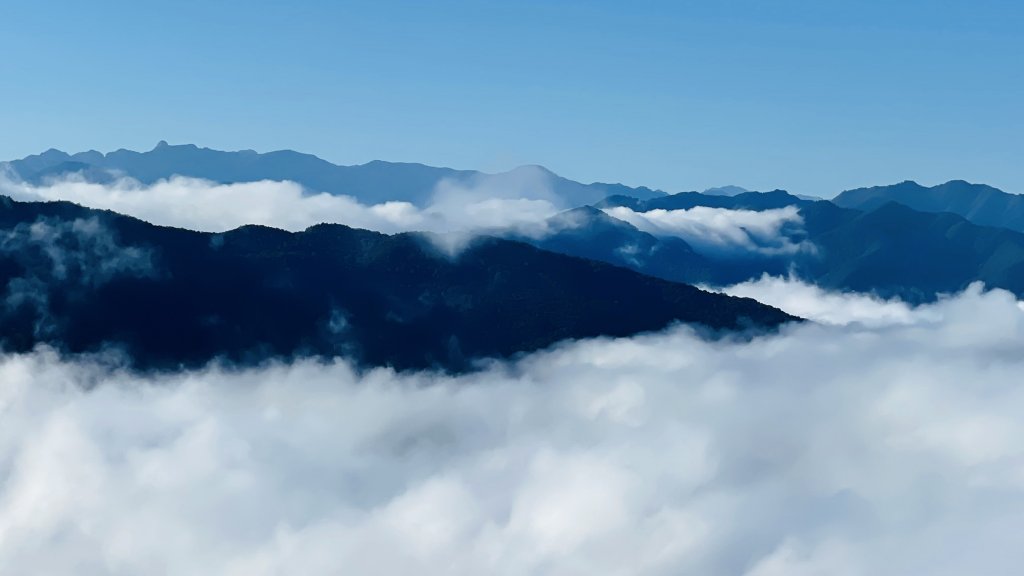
[2,168,1020,574]
[2,279,1024,575]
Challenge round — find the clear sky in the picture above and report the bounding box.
[1,0,1021,196]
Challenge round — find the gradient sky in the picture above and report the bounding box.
[1,0,1021,196]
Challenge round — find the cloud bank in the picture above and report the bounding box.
[2,282,1024,575]
[0,171,563,239]
[1,172,811,259]
[603,205,809,256]
[718,274,929,327]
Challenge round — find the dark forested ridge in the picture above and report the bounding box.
[0,196,796,371]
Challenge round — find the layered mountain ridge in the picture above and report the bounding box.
[833,179,1024,232]
[5,142,1024,370]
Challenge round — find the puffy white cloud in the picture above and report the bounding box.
[602,205,809,256]
[1,283,1024,574]
[717,274,929,327]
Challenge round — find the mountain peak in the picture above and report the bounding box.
[554,205,626,226]
[509,164,556,176]
[150,141,199,152]
[894,180,925,189]
[703,185,750,197]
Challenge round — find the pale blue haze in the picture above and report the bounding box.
[0,0,1021,196]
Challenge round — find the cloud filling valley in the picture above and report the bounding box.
[1,281,1023,575]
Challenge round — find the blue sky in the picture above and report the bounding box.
[1,0,1021,196]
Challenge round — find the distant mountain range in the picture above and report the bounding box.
[2,142,669,207]
[833,180,1024,233]
[507,206,717,284]
[532,195,1024,303]
[793,200,1024,300]
[0,195,795,371]
[507,206,793,286]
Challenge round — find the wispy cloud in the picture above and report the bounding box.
[0,217,153,338]
[1,283,1023,574]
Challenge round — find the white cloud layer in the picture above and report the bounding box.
[2,282,1024,574]
[718,274,931,327]
[0,171,562,240]
[602,205,809,256]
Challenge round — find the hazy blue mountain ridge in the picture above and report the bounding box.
[4,142,668,207]
[833,180,1024,232]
